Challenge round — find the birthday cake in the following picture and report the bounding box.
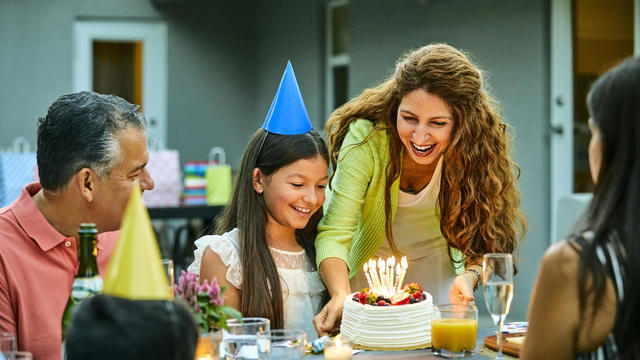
[339,257,433,350]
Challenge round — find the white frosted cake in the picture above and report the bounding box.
[340,289,433,350]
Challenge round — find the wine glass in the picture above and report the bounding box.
[482,253,514,360]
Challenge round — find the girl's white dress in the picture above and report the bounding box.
[188,228,325,340]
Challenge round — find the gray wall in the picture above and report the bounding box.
[253,0,325,133]
[349,0,550,319]
[0,0,551,320]
[0,0,160,150]
[153,2,258,168]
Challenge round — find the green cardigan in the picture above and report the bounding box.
[316,119,462,278]
[316,119,398,278]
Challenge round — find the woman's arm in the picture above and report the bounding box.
[315,121,375,267]
[313,258,351,335]
[448,258,482,305]
[521,241,580,360]
[200,246,241,310]
[314,121,377,334]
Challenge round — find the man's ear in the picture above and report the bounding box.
[252,168,264,194]
[74,168,96,202]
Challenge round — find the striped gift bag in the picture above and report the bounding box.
[0,137,37,207]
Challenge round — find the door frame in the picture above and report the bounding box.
[550,0,574,243]
[72,20,168,149]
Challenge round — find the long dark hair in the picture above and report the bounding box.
[215,129,328,328]
[579,55,640,357]
[325,44,525,264]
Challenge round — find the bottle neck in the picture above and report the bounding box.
[77,233,99,278]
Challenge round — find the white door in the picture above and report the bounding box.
[72,21,168,149]
[550,0,640,243]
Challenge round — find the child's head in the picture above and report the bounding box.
[251,130,328,230]
[217,128,328,234]
[66,295,198,360]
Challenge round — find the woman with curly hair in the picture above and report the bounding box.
[313,43,526,335]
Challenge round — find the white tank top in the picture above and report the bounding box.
[351,158,456,305]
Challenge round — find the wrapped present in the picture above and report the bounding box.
[205,147,231,206]
[142,150,182,208]
[0,137,37,207]
[182,161,208,206]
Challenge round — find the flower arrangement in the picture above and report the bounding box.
[175,270,242,332]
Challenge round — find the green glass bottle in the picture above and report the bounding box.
[61,223,103,340]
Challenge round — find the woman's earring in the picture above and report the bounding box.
[257,189,263,195]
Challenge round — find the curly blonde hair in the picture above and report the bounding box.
[325,44,526,265]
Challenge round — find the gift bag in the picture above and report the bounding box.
[0,137,37,207]
[142,150,182,208]
[205,147,232,206]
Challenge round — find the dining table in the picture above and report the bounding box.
[306,326,504,359]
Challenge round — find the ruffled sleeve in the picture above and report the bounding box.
[187,228,243,289]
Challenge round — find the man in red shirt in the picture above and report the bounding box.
[0,91,155,359]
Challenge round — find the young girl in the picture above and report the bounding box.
[188,128,328,339]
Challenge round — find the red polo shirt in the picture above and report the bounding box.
[0,183,119,360]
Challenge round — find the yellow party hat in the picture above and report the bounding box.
[102,184,170,300]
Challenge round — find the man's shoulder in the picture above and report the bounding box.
[0,203,21,232]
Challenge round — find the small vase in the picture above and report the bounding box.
[194,329,222,360]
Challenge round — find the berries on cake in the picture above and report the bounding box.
[339,257,433,350]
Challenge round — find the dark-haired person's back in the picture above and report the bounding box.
[0,91,155,359]
[522,56,640,359]
[66,295,198,360]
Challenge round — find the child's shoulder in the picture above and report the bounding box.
[194,228,239,253]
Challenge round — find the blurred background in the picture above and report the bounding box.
[1,0,638,322]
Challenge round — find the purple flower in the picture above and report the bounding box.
[174,270,239,331]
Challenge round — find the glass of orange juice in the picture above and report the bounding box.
[431,304,478,358]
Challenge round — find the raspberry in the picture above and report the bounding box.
[377,300,386,306]
[413,292,422,299]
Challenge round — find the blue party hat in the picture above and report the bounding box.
[262,61,312,135]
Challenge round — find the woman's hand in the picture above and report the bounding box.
[314,258,351,336]
[313,294,346,336]
[448,272,477,305]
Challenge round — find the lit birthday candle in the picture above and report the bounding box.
[369,259,382,294]
[387,256,395,295]
[394,263,402,294]
[378,258,387,296]
[363,262,374,290]
[396,257,408,293]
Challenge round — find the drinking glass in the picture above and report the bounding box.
[256,329,306,360]
[0,332,16,353]
[3,351,33,360]
[431,304,478,358]
[195,330,223,360]
[222,317,270,360]
[161,258,174,299]
[482,253,514,360]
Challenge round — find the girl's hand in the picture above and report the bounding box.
[312,294,346,336]
[449,272,476,305]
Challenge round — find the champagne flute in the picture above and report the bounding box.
[482,253,514,360]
